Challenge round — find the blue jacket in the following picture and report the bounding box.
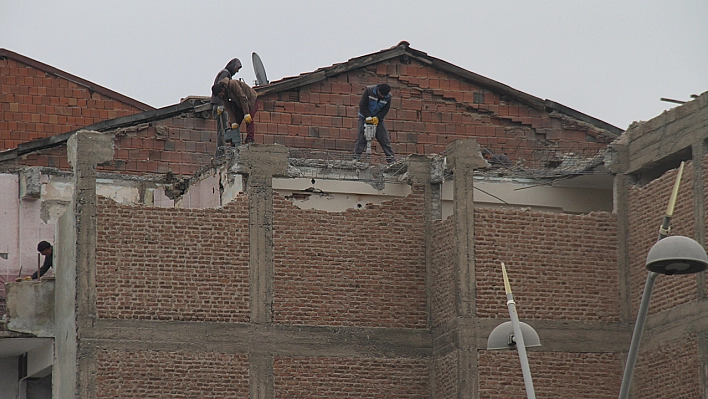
[358,85,391,119]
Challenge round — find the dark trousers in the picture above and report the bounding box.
[214,106,228,154]
[353,117,395,160]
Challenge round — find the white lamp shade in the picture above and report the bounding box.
[645,235,708,275]
[487,321,541,350]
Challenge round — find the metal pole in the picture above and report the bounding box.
[618,271,657,399]
[618,161,684,398]
[502,263,536,399]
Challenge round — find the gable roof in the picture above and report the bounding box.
[256,41,623,136]
[0,48,154,112]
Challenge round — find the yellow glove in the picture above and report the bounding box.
[23,276,32,281]
[231,123,239,130]
[216,106,224,115]
[243,114,253,124]
[371,116,379,126]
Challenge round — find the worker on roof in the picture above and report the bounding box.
[353,84,395,163]
[211,58,242,149]
[212,78,259,144]
[210,58,242,108]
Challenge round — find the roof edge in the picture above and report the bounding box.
[0,48,155,112]
[255,42,622,134]
[255,45,407,96]
[544,100,623,136]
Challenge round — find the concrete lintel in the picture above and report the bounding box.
[78,319,432,358]
[639,297,708,351]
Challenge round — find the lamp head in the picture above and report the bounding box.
[646,235,708,275]
[487,321,541,350]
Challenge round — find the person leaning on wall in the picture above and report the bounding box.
[16,241,54,281]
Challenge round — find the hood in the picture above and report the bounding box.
[225,58,242,74]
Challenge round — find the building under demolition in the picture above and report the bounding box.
[1,42,707,398]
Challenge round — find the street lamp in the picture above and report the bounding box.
[487,262,541,399]
[618,158,708,399]
[618,235,707,398]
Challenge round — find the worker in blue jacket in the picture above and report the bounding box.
[353,84,395,162]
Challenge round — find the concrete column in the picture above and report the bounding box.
[55,131,113,399]
[445,139,487,399]
[613,173,632,323]
[406,154,437,329]
[238,144,288,399]
[607,141,632,324]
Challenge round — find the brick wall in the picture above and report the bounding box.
[273,356,428,398]
[478,351,621,398]
[96,196,250,322]
[475,208,619,322]
[16,115,218,177]
[634,334,699,398]
[431,216,455,328]
[7,56,614,178]
[272,188,427,328]
[0,56,145,150]
[254,58,612,160]
[96,349,249,398]
[628,163,696,316]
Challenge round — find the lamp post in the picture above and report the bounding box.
[487,262,541,399]
[617,235,707,398]
[618,161,708,398]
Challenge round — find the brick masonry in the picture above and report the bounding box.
[475,208,620,322]
[255,58,613,159]
[627,162,697,316]
[6,55,616,179]
[95,349,249,398]
[634,334,699,398]
[96,196,250,322]
[478,351,621,398]
[273,356,429,398]
[0,56,145,151]
[272,188,427,328]
[16,116,218,177]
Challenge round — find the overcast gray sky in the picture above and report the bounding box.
[2,0,706,130]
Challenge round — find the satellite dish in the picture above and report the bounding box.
[252,52,269,86]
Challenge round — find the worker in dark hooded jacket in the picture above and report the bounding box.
[212,78,259,144]
[210,58,242,108]
[211,58,242,148]
[353,84,395,162]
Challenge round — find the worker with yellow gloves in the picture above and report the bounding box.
[353,84,395,163]
[212,77,259,144]
[211,58,242,150]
